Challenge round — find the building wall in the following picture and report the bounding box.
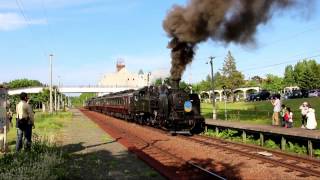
[98,67,149,88]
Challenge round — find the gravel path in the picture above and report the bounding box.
[60,109,163,180]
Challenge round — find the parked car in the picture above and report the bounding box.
[285,89,308,99]
[247,90,270,101]
[308,89,319,97]
[256,90,271,101]
[246,93,257,101]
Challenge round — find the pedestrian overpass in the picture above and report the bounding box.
[8,86,139,95]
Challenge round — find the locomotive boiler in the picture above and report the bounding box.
[85,78,205,134]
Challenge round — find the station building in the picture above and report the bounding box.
[98,61,150,88]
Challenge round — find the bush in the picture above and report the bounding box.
[0,135,65,180]
[264,139,280,149]
[217,129,238,139]
[286,141,307,155]
[315,149,320,158]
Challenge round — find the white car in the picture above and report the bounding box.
[308,90,319,97]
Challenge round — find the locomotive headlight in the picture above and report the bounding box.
[184,101,192,112]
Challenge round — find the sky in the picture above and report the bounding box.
[0,0,320,86]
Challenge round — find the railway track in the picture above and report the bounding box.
[82,109,320,179]
[182,135,320,178]
[81,109,226,180]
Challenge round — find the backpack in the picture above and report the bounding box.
[284,113,289,122]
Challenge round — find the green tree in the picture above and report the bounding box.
[6,79,45,110]
[261,74,284,92]
[221,51,245,101]
[7,79,42,89]
[251,76,263,85]
[293,59,320,89]
[246,79,259,87]
[154,78,163,86]
[283,65,296,87]
[71,93,97,107]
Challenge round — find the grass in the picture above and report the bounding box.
[0,111,73,179]
[0,137,65,180]
[201,97,320,129]
[7,112,72,146]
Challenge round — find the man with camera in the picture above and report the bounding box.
[271,94,281,126]
[16,92,34,151]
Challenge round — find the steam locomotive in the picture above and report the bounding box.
[85,79,205,134]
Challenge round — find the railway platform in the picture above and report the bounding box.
[61,109,163,179]
[205,119,320,157]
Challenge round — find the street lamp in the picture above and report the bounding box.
[206,56,216,120]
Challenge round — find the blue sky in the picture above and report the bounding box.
[0,0,319,86]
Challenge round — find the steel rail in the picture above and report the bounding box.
[184,135,320,177]
[199,135,320,167]
[87,110,225,179]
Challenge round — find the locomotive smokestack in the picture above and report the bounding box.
[170,78,181,90]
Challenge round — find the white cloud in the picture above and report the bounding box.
[0,0,124,10]
[0,13,46,31]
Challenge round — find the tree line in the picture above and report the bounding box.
[1,79,65,111]
[172,51,320,95]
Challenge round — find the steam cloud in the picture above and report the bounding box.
[163,0,299,79]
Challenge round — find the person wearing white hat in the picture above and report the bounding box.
[299,102,309,128]
[306,105,317,130]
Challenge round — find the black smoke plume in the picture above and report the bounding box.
[163,0,301,79]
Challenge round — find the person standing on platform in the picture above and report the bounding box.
[280,104,287,127]
[299,102,309,128]
[16,92,35,151]
[306,105,317,130]
[271,94,281,126]
[284,107,293,128]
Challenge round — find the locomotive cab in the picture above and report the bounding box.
[131,86,159,124]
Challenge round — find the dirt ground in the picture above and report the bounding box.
[59,109,163,180]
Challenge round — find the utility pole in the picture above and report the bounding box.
[208,56,217,120]
[54,87,57,112]
[49,54,53,114]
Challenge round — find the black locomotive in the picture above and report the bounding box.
[85,79,205,134]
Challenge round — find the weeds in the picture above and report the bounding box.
[264,139,280,149]
[286,142,307,155]
[203,128,320,158]
[0,136,66,180]
[315,149,320,157]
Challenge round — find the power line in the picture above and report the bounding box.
[15,0,48,57]
[241,53,320,72]
[259,23,320,49]
[41,0,56,53]
[239,49,320,71]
